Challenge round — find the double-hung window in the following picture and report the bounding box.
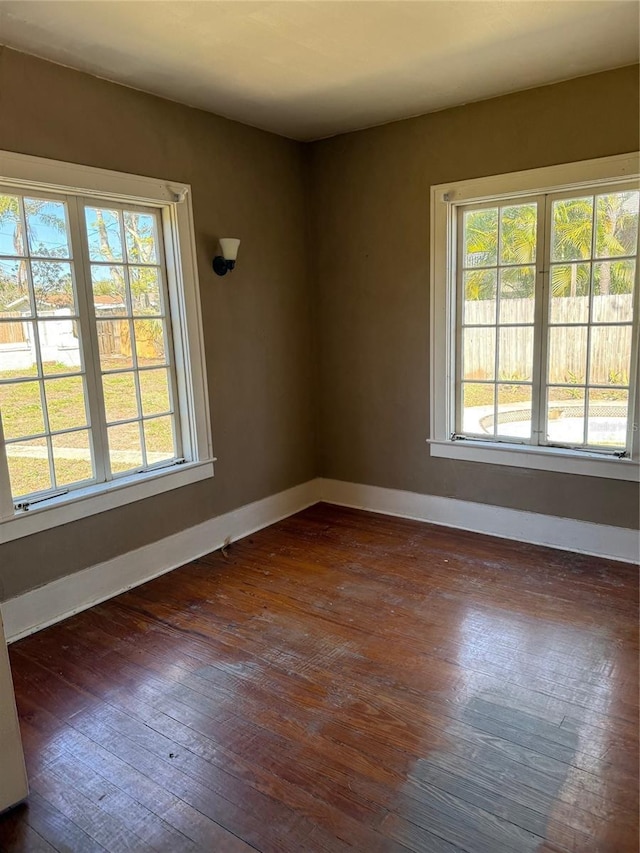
[0,151,212,541]
[430,153,640,481]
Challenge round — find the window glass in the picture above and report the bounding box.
[457,187,638,453]
[0,192,182,506]
[84,205,178,478]
[460,202,537,442]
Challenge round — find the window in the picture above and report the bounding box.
[430,153,640,481]
[0,151,212,542]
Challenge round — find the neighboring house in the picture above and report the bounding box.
[0,292,130,371]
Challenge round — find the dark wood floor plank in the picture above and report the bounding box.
[7,790,108,853]
[13,698,256,853]
[0,808,56,853]
[8,653,379,853]
[95,595,635,781]
[1,503,637,853]
[30,765,164,853]
[26,604,630,828]
[124,546,638,735]
[66,604,633,822]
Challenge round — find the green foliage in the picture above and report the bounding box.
[608,368,629,387]
[564,371,583,398]
[462,191,638,300]
[551,196,593,262]
[500,204,537,265]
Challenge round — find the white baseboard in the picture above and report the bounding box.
[3,476,636,642]
[1,479,320,643]
[317,478,640,565]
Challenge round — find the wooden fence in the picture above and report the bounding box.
[0,312,27,344]
[96,319,162,360]
[463,294,633,385]
[97,319,129,357]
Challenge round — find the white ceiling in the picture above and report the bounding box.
[0,1,638,141]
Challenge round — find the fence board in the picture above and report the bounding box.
[463,294,633,384]
[0,313,27,345]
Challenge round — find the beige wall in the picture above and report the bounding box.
[0,47,316,600]
[0,53,638,602]
[309,65,640,529]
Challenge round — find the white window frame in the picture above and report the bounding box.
[430,152,640,482]
[0,150,214,543]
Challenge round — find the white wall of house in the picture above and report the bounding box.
[0,310,81,371]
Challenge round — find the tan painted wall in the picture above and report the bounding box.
[309,65,640,529]
[0,47,316,600]
[0,53,637,602]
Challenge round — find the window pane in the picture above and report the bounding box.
[124,211,159,264]
[144,416,175,464]
[96,319,133,371]
[37,319,82,375]
[91,265,127,315]
[32,261,75,314]
[587,389,628,448]
[130,267,163,315]
[549,264,590,323]
[595,191,639,259]
[52,430,94,486]
[108,422,143,474]
[500,203,537,265]
[0,380,45,439]
[85,207,123,262]
[498,326,533,381]
[0,188,184,501]
[551,197,593,262]
[592,261,635,322]
[0,194,25,257]
[464,208,498,268]
[589,325,632,386]
[6,437,51,497]
[0,326,37,380]
[44,376,88,431]
[547,388,586,445]
[499,267,535,324]
[548,326,587,385]
[102,371,139,423]
[463,270,497,325]
[0,323,33,373]
[139,368,171,416]
[496,384,532,439]
[461,383,494,435]
[0,259,31,316]
[133,319,166,367]
[462,327,495,381]
[24,199,70,259]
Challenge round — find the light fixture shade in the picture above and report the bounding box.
[219,238,240,261]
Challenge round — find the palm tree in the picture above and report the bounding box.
[463,203,536,304]
[463,191,638,301]
[550,192,637,296]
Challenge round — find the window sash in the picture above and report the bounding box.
[454,193,546,448]
[0,186,183,507]
[76,196,183,481]
[453,181,639,456]
[0,186,97,502]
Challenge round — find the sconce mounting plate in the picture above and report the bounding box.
[213,257,236,276]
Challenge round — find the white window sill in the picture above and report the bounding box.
[428,440,639,482]
[0,460,215,544]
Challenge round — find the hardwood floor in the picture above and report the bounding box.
[0,502,637,853]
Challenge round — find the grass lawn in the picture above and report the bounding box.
[463,382,626,408]
[1,360,174,497]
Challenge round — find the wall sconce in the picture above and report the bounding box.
[213,238,241,276]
